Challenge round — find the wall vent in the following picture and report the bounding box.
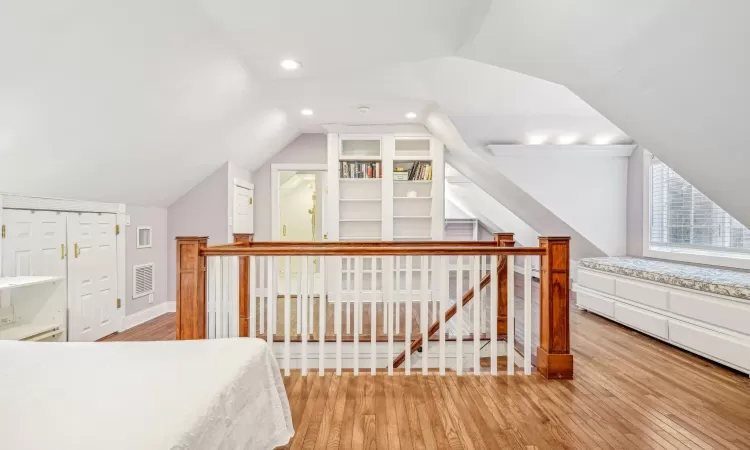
[137,226,152,248]
[133,263,154,298]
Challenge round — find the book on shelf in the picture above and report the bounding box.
[339,161,382,179]
[394,161,432,181]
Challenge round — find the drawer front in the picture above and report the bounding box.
[669,291,750,336]
[577,291,614,318]
[577,270,616,295]
[669,321,750,372]
[615,278,669,310]
[614,303,669,339]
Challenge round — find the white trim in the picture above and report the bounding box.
[121,301,171,331]
[641,150,750,270]
[0,193,125,213]
[136,226,153,248]
[486,144,635,158]
[233,178,254,190]
[116,213,127,332]
[271,163,327,241]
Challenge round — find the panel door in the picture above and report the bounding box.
[67,213,119,342]
[233,185,254,234]
[1,209,67,278]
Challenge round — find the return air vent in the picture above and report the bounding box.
[133,263,154,298]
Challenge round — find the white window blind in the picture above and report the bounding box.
[650,157,750,253]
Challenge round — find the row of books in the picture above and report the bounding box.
[394,161,432,181]
[339,161,382,179]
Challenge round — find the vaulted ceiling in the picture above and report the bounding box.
[0,0,746,230]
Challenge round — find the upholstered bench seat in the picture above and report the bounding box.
[578,256,750,301]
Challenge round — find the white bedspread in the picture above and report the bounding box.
[0,338,293,450]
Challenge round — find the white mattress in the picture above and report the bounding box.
[0,338,294,450]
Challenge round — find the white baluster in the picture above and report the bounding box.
[346,258,351,336]
[395,256,400,335]
[480,256,486,335]
[267,256,274,343]
[221,256,230,338]
[229,256,240,338]
[507,255,515,375]
[249,256,256,338]
[284,255,291,376]
[386,255,394,376]
[319,256,326,374]
[473,256,481,375]
[353,256,361,376]
[405,255,412,375]
[432,256,437,324]
[371,257,377,375]
[381,257,387,335]
[259,258,265,335]
[456,255,463,375]
[335,257,343,376]
[490,255,499,376]
[309,257,314,334]
[301,256,308,375]
[421,255,429,375]
[297,256,302,334]
[524,256,532,375]
[207,257,216,339]
[439,255,447,376]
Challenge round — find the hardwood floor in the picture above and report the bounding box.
[102,308,750,449]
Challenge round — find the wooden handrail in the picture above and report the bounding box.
[200,245,545,256]
[244,240,505,247]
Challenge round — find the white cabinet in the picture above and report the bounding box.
[575,268,750,375]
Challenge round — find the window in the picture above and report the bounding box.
[649,156,750,255]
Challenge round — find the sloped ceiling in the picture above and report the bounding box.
[0,0,744,225]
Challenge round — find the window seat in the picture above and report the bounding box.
[578,256,750,301]
[574,257,750,375]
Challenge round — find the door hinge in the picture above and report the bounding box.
[117,298,121,309]
[115,224,120,235]
[1,225,5,239]
[248,197,253,205]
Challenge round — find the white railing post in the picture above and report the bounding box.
[405,255,413,375]
[439,255,447,375]
[301,256,308,375]
[297,257,302,334]
[259,258,265,335]
[386,255,394,376]
[455,255,463,376]
[524,256,532,375]
[229,256,239,338]
[395,256,401,335]
[207,257,216,339]
[507,255,515,375]
[266,256,274,343]
[249,256,256,338]
[490,255,498,376]
[284,255,291,376]
[353,256,361,376]
[335,256,343,376]
[370,257,377,375]
[221,256,230,338]
[473,255,481,375]
[319,256,327,374]
[421,255,429,375]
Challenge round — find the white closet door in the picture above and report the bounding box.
[233,185,254,234]
[67,213,119,342]
[1,210,67,278]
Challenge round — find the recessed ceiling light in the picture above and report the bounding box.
[280,59,301,71]
[300,108,313,116]
[558,134,578,145]
[593,135,613,145]
[405,112,417,119]
[527,134,548,145]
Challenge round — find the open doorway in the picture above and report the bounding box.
[272,165,327,295]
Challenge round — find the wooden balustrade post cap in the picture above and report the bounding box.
[175,236,209,241]
[538,236,571,242]
[233,233,254,243]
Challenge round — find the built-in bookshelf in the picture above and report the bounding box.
[327,129,445,296]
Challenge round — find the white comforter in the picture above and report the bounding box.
[0,338,294,450]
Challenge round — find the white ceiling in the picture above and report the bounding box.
[1,0,743,226]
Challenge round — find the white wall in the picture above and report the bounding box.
[167,162,230,304]
[251,134,327,241]
[125,205,168,316]
[491,150,629,256]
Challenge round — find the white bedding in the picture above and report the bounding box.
[0,338,294,450]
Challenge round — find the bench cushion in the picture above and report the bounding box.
[578,257,750,301]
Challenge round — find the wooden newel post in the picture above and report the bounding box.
[494,233,514,336]
[234,233,253,337]
[537,237,574,379]
[176,236,208,340]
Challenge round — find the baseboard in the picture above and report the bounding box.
[121,302,171,331]
[166,301,176,313]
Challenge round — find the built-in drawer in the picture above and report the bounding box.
[614,303,669,339]
[669,321,750,372]
[615,278,669,310]
[576,291,614,318]
[577,270,616,295]
[669,290,750,336]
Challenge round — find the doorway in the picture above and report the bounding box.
[272,165,327,295]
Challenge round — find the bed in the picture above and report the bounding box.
[0,338,294,450]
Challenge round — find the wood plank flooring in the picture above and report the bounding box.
[101,308,750,449]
